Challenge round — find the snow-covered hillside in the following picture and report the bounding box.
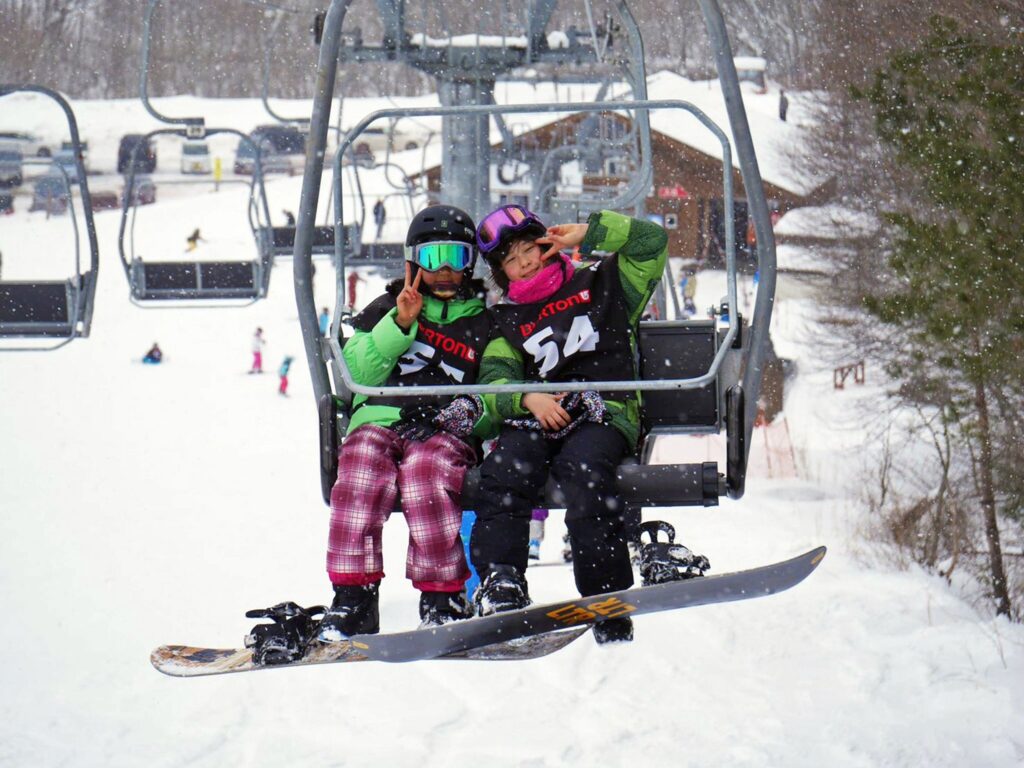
[1,91,1023,768]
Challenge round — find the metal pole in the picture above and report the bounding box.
[697,0,777,489]
[294,0,351,406]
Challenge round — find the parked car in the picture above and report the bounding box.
[117,134,157,174]
[61,140,89,171]
[122,175,157,206]
[251,124,305,155]
[30,174,69,214]
[0,131,50,157]
[0,145,24,188]
[90,190,120,212]
[233,140,292,175]
[180,141,211,174]
[49,150,79,183]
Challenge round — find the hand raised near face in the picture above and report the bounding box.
[535,223,588,261]
[395,262,424,330]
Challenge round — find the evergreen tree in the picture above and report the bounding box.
[858,18,1024,617]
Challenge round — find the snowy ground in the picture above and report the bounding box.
[2,92,1024,768]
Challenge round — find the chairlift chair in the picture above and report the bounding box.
[295,0,777,514]
[117,128,275,305]
[0,85,99,351]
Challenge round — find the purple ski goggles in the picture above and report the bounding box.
[475,204,546,255]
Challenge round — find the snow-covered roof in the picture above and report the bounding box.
[774,204,879,239]
[733,56,767,72]
[639,70,821,197]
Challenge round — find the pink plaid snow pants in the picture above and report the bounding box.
[326,424,475,591]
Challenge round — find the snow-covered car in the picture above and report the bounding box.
[30,174,69,214]
[122,175,156,206]
[50,149,80,183]
[0,131,51,158]
[233,140,292,176]
[0,145,24,188]
[180,141,211,174]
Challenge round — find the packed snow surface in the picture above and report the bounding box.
[1,90,1023,768]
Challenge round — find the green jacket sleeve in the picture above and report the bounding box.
[477,335,530,422]
[581,209,668,326]
[341,308,416,386]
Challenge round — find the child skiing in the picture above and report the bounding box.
[318,307,331,337]
[469,204,705,645]
[250,328,265,373]
[185,228,205,252]
[316,205,495,642]
[278,356,293,396]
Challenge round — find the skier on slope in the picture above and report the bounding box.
[468,205,708,645]
[314,205,497,641]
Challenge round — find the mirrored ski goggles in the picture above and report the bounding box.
[476,204,545,254]
[407,240,474,272]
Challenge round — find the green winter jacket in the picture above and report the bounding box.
[478,209,668,449]
[342,290,497,439]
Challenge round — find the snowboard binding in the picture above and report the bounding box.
[244,602,326,666]
[637,520,710,586]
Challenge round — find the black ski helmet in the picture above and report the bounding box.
[404,204,477,272]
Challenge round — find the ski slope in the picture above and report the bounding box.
[2,94,1024,768]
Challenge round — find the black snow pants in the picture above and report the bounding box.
[470,421,634,597]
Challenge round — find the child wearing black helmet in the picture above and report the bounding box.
[317,205,496,641]
[469,205,670,645]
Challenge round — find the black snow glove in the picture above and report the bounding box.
[393,403,441,441]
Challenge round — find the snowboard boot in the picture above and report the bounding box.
[637,520,710,586]
[244,601,326,666]
[474,564,531,617]
[317,582,380,642]
[561,532,573,563]
[528,539,542,560]
[593,617,634,645]
[418,590,473,629]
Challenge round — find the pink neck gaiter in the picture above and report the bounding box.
[508,253,575,304]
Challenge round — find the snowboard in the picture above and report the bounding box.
[151,546,825,677]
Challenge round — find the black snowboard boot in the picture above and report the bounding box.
[593,617,634,645]
[244,602,326,666]
[638,520,710,586]
[317,582,380,642]
[474,564,531,616]
[418,590,473,628]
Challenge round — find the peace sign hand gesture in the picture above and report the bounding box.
[395,262,424,330]
[536,223,588,262]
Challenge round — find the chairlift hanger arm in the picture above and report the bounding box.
[140,0,206,131]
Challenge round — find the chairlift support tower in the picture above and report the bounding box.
[333,1,648,220]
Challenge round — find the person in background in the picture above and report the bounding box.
[142,342,163,364]
[185,228,205,252]
[250,327,265,374]
[278,356,294,396]
[346,270,366,312]
[373,198,386,241]
[283,210,296,226]
[779,89,789,122]
[318,307,331,337]
[528,509,548,561]
[680,264,698,318]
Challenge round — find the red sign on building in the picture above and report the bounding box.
[657,185,689,200]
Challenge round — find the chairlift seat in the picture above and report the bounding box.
[0,280,78,337]
[269,225,338,256]
[130,258,260,300]
[637,320,720,435]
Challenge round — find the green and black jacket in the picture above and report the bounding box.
[479,209,668,449]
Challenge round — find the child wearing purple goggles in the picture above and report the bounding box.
[468,205,682,645]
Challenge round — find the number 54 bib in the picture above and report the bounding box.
[490,257,636,390]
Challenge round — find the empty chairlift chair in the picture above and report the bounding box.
[0,85,99,350]
[117,128,275,304]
